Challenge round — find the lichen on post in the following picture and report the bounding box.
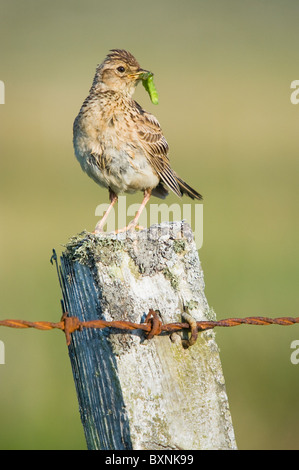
[59,221,237,450]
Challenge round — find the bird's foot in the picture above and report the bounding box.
[94,223,104,234]
[92,224,145,235]
[114,222,136,234]
[114,222,145,234]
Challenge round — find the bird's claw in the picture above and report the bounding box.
[114,222,145,234]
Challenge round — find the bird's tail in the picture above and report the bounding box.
[175,173,203,200]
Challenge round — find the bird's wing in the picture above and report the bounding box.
[132,103,182,197]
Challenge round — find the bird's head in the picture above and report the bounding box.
[92,49,151,97]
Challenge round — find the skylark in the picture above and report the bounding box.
[73,49,202,232]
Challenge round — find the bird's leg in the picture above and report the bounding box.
[115,189,151,233]
[94,189,118,233]
[130,188,151,229]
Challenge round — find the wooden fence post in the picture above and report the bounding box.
[58,221,237,450]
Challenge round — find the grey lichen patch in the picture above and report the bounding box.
[96,242,123,267]
[163,268,179,291]
[127,239,173,277]
[63,231,94,266]
[173,238,186,255]
[185,299,199,311]
[63,231,124,267]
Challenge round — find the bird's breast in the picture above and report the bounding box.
[73,98,160,194]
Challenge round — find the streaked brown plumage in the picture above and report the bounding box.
[73,49,202,232]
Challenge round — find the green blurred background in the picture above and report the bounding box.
[0,0,298,449]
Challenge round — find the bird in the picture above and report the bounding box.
[73,49,202,233]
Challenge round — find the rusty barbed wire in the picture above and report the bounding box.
[0,310,299,347]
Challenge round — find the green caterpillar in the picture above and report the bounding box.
[142,73,159,105]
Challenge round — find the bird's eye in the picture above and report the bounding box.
[117,66,125,73]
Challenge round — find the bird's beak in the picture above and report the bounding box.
[129,69,153,81]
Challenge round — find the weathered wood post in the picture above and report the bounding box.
[58,221,237,450]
